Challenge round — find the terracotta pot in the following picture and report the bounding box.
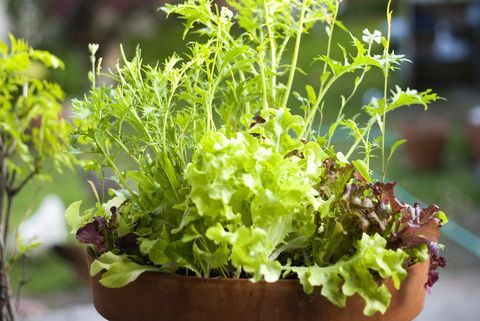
[466,124,480,163]
[88,253,429,321]
[402,118,449,170]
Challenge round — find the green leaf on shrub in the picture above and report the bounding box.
[65,201,93,235]
[91,252,160,288]
[437,211,449,225]
[352,159,371,182]
[292,234,408,316]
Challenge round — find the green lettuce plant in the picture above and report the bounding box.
[66,0,446,316]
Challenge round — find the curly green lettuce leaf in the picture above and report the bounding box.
[207,225,283,282]
[186,109,324,226]
[292,233,408,316]
[182,108,330,278]
[91,251,160,288]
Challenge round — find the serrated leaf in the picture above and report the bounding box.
[386,86,439,113]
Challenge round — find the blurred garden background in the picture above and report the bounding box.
[1,0,479,320]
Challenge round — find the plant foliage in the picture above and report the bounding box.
[0,34,74,321]
[67,0,446,316]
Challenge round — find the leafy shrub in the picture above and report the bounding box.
[0,35,74,321]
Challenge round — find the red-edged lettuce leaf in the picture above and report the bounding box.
[75,205,140,255]
[316,158,446,289]
[370,182,446,288]
[76,217,108,253]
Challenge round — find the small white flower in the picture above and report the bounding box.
[362,29,382,45]
[88,43,99,55]
[318,224,325,233]
[221,6,233,19]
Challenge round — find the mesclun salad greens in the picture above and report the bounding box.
[66,0,446,316]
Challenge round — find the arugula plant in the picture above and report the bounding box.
[67,0,446,316]
[0,35,74,321]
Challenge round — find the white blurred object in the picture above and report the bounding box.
[468,106,480,126]
[18,194,68,252]
[390,17,411,42]
[466,1,480,29]
[362,88,383,106]
[0,0,9,40]
[432,20,470,63]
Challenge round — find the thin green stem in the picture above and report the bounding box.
[301,1,339,138]
[257,26,269,110]
[222,33,252,114]
[382,0,393,180]
[282,0,307,108]
[263,0,277,101]
[206,29,223,130]
[91,53,96,88]
[276,35,292,68]
[302,72,341,137]
[328,43,372,145]
[319,2,339,94]
[345,119,375,159]
[94,133,140,206]
[316,1,339,136]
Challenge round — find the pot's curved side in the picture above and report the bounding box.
[402,122,449,170]
[89,254,429,321]
[467,124,480,162]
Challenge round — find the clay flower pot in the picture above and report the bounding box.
[466,124,480,163]
[88,253,430,321]
[402,117,449,170]
[466,106,480,164]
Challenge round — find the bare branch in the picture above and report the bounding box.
[0,233,16,321]
[8,170,16,187]
[2,195,13,249]
[11,155,41,197]
[5,140,17,158]
[0,172,8,191]
[11,170,35,197]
